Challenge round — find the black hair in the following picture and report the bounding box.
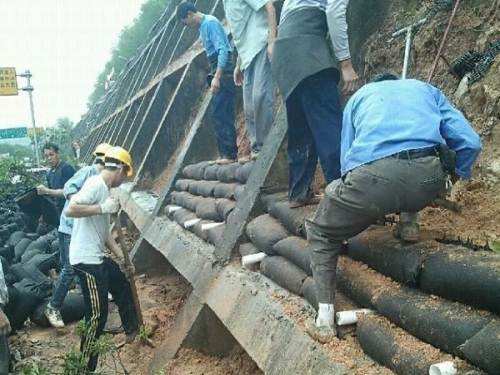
[42,142,59,153]
[104,157,129,174]
[94,157,105,166]
[176,1,197,20]
[371,73,399,83]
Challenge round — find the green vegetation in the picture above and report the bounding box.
[0,158,38,200]
[87,0,170,109]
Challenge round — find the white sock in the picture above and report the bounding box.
[316,303,335,328]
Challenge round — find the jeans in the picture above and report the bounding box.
[74,258,138,372]
[306,156,447,305]
[50,232,75,309]
[243,47,275,153]
[211,76,238,160]
[285,69,343,202]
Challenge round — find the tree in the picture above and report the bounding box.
[87,0,170,109]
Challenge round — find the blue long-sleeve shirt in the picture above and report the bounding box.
[341,79,481,179]
[199,15,232,70]
[58,165,100,235]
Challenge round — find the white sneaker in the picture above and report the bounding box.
[44,303,65,328]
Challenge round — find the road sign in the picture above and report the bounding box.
[0,127,27,139]
[0,68,18,96]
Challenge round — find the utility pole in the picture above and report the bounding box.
[18,70,40,167]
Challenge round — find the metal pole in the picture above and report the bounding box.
[402,26,413,79]
[20,70,40,167]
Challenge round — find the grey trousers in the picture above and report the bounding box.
[243,47,275,153]
[306,155,447,304]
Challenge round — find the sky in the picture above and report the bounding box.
[0,0,145,130]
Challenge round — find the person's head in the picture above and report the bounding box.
[93,143,113,171]
[370,72,399,83]
[102,146,133,188]
[176,2,199,27]
[42,143,61,168]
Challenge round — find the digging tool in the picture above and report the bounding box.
[114,211,155,348]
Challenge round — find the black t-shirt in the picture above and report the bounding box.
[46,161,76,214]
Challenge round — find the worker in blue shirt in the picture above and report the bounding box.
[44,143,112,328]
[177,2,238,164]
[305,74,482,343]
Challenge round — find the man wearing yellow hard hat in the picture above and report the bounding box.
[66,146,138,372]
[45,143,113,328]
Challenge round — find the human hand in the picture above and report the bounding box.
[0,310,11,335]
[37,185,48,196]
[234,66,243,86]
[211,76,221,93]
[340,59,360,96]
[100,197,120,214]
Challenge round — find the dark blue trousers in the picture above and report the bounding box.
[211,78,238,160]
[286,69,342,202]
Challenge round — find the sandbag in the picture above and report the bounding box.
[234,185,246,201]
[213,183,239,199]
[26,253,58,274]
[348,229,433,287]
[203,164,221,180]
[50,238,59,253]
[268,201,316,237]
[238,242,260,257]
[174,179,193,192]
[371,283,494,357]
[36,222,54,235]
[260,192,289,212]
[30,292,86,327]
[7,231,25,247]
[171,192,202,212]
[246,214,290,255]
[4,282,46,331]
[216,163,240,183]
[20,248,43,264]
[191,220,213,241]
[182,161,212,180]
[216,199,236,221]
[206,224,225,246]
[272,236,312,275]
[357,315,450,375]
[235,161,254,183]
[195,199,221,221]
[195,181,218,198]
[460,320,500,374]
[0,246,14,263]
[301,277,318,309]
[10,263,49,285]
[419,247,500,314]
[14,238,32,261]
[260,256,307,296]
[172,209,198,227]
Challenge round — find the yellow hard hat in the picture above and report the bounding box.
[104,146,134,177]
[93,143,113,157]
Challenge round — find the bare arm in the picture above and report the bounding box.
[265,1,277,58]
[37,185,65,197]
[106,234,123,261]
[66,201,102,218]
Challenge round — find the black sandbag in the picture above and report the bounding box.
[50,238,59,253]
[20,248,43,264]
[234,185,246,201]
[15,188,59,227]
[195,181,218,198]
[10,263,49,284]
[301,277,318,309]
[268,201,316,237]
[372,284,494,357]
[213,183,239,199]
[182,161,212,180]
[216,199,236,221]
[174,179,193,192]
[235,161,254,183]
[239,242,260,257]
[246,214,290,255]
[419,247,500,314]
[31,292,86,327]
[14,238,32,261]
[357,315,447,375]
[260,192,288,212]
[272,236,312,275]
[26,253,58,274]
[25,233,39,241]
[172,208,198,226]
[206,224,225,246]
[25,237,50,254]
[191,220,213,241]
[203,164,221,180]
[7,231,25,247]
[195,199,221,221]
[0,246,14,263]
[4,286,41,331]
[216,163,240,183]
[260,256,307,296]
[461,320,500,374]
[36,222,54,235]
[348,229,433,287]
[170,192,202,212]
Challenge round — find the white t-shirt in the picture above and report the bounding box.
[69,175,110,265]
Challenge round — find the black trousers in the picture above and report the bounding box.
[74,258,138,372]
